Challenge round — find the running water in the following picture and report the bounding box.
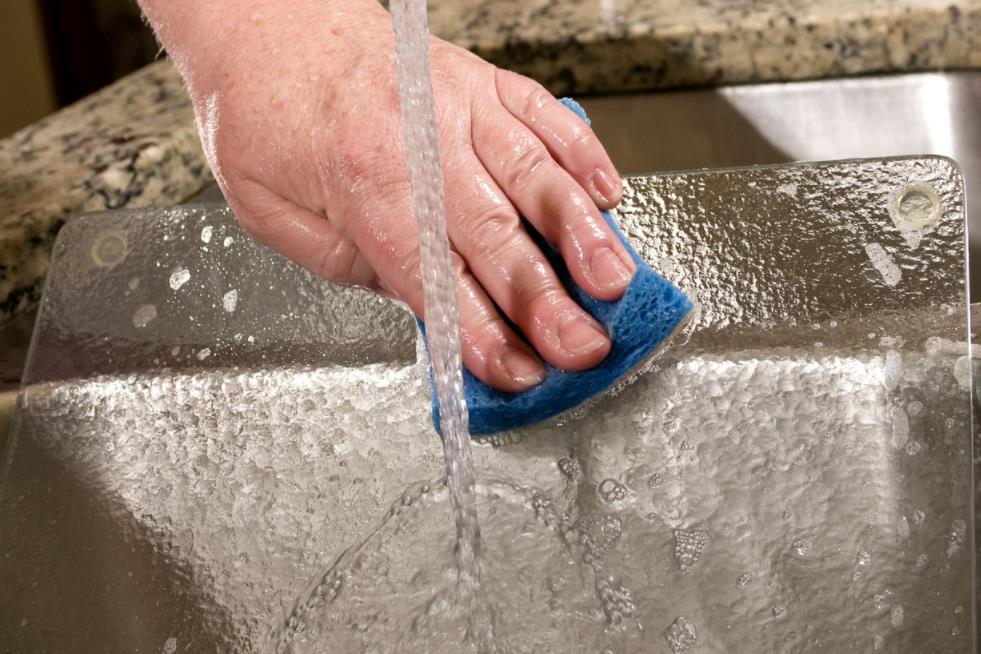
[389,0,483,607]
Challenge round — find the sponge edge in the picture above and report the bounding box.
[422,98,694,436]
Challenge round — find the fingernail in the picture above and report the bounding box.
[500,347,546,387]
[590,247,634,291]
[557,313,608,354]
[590,169,622,206]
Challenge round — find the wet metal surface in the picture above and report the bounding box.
[0,157,972,652]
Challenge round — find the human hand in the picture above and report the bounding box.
[141,0,633,392]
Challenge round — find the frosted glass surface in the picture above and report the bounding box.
[0,157,971,653]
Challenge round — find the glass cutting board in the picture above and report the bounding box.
[0,157,972,653]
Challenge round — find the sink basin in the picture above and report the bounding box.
[580,72,981,297]
[0,157,972,652]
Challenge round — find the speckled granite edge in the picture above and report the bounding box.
[440,2,981,95]
[0,61,211,323]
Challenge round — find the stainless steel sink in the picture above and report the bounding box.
[0,157,972,652]
[581,72,981,297]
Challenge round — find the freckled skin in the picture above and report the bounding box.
[139,0,631,392]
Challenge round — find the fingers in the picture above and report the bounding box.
[236,176,549,391]
[471,103,635,302]
[441,151,612,372]
[494,68,623,209]
[229,178,378,288]
[449,253,548,392]
[340,187,549,392]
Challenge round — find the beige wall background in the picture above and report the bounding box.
[1,0,57,138]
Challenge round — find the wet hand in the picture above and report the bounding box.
[143,0,632,392]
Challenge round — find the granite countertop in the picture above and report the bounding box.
[435,0,981,93]
[2,0,980,324]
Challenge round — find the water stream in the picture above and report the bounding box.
[388,0,481,576]
[388,0,491,647]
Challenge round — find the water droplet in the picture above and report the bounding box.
[222,289,238,313]
[891,406,909,449]
[882,350,902,390]
[873,590,893,611]
[223,236,234,247]
[169,267,190,290]
[558,458,580,480]
[947,520,966,558]
[673,529,708,574]
[132,304,157,328]
[531,494,554,525]
[864,242,902,287]
[954,356,972,390]
[664,616,698,652]
[598,478,628,503]
[890,604,904,628]
[896,516,910,541]
[597,576,635,627]
[578,515,622,566]
[792,537,813,557]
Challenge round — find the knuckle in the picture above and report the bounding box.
[395,248,423,284]
[565,212,610,245]
[448,250,468,278]
[521,85,554,121]
[458,291,496,332]
[314,238,358,286]
[517,274,564,314]
[507,143,550,190]
[571,125,598,152]
[234,205,275,242]
[463,206,523,260]
[330,135,410,197]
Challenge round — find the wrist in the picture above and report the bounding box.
[140,0,392,103]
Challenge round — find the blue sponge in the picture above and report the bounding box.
[421,98,693,436]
